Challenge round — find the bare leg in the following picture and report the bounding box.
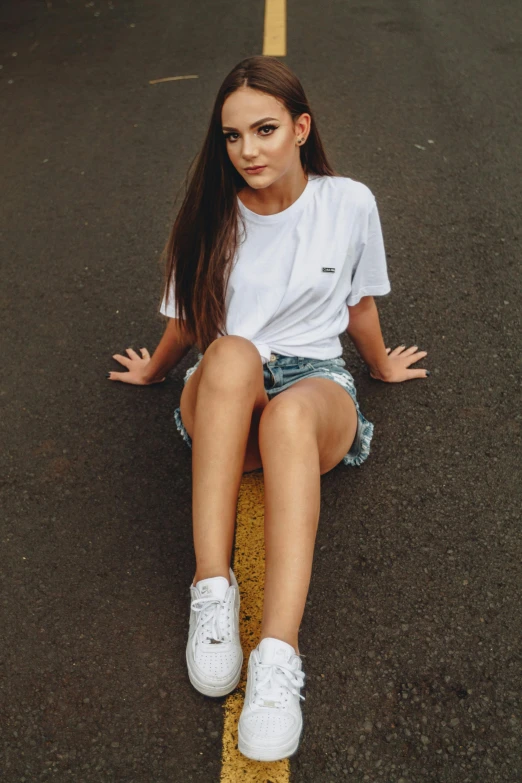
[190,337,268,584]
[257,398,322,656]
[257,375,358,656]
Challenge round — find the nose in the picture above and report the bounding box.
[241,132,259,160]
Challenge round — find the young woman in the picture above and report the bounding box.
[107,55,429,762]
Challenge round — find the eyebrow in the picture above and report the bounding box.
[221,116,280,132]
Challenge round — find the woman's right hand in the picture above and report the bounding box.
[107,347,165,385]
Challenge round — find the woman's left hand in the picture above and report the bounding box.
[370,344,430,382]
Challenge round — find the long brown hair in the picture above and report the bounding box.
[159,55,336,352]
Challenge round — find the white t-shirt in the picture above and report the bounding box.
[160,174,391,365]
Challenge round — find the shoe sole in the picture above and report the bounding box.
[237,720,303,761]
[186,649,243,698]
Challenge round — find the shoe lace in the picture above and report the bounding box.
[253,659,306,707]
[191,594,232,655]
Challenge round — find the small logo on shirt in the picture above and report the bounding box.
[322,267,335,273]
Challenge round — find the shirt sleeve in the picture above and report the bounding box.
[346,196,391,307]
[159,277,179,318]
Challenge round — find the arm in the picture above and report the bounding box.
[143,317,194,383]
[347,296,393,381]
[347,296,429,382]
[109,317,194,385]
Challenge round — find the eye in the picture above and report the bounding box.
[223,124,278,143]
[258,124,277,135]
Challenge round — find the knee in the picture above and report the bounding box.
[199,335,263,389]
[259,395,314,436]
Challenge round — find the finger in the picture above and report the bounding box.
[402,345,419,356]
[406,368,430,379]
[386,347,391,354]
[112,353,131,367]
[126,347,141,360]
[390,344,406,356]
[140,347,150,359]
[404,350,428,366]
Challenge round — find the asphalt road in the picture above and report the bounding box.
[1,0,521,781]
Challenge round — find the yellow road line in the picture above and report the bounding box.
[263,0,287,56]
[220,473,290,782]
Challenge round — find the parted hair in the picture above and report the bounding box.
[159,55,335,352]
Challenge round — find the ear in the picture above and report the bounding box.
[295,113,311,141]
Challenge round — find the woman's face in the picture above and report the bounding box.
[221,86,309,188]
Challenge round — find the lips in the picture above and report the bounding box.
[245,166,266,173]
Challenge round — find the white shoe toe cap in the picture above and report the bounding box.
[240,708,298,742]
[194,645,241,681]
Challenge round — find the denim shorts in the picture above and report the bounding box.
[173,351,374,467]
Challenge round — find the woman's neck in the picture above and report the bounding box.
[238,167,308,216]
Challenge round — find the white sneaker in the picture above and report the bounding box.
[238,637,306,761]
[186,568,243,697]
